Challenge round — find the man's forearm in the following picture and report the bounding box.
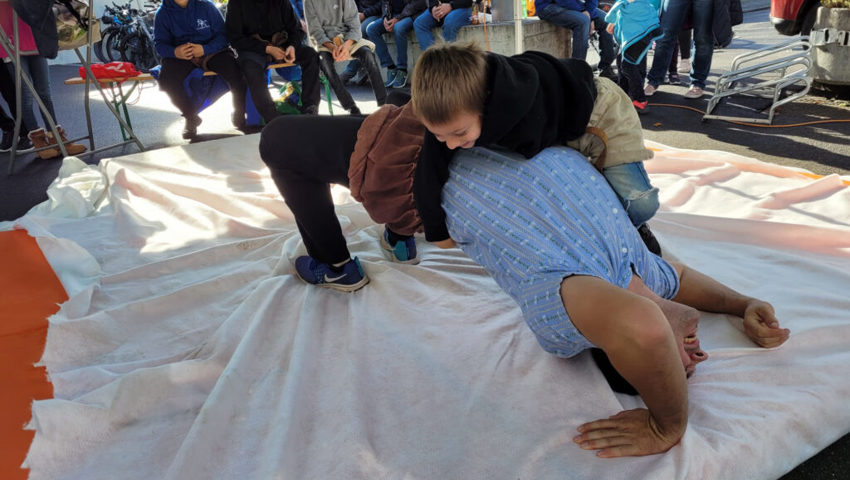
[671,263,751,317]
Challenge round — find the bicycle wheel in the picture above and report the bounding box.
[105,30,123,62]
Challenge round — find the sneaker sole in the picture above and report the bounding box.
[293,268,370,292]
[379,234,420,265]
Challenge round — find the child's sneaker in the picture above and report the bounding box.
[380,229,419,264]
[384,68,397,88]
[294,255,369,292]
[632,100,649,115]
[391,69,408,89]
[638,224,662,256]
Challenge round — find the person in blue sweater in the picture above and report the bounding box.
[154,0,248,138]
[604,0,663,113]
[535,0,617,79]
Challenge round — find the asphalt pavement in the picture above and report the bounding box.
[1,2,849,478]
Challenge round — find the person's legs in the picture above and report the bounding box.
[8,61,42,133]
[440,8,472,42]
[22,56,57,126]
[318,51,359,113]
[621,62,646,103]
[158,57,202,118]
[393,16,415,70]
[367,20,395,69]
[259,114,365,264]
[353,48,387,105]
[646,0,692,88]
[294,43,321,114]
[591,10,617,70]
[413,9,440,51]
[205,52,248,127]
[237,50,281,123]
[689,0,713,89]
[537,4,591,60]
[601,162,660,228]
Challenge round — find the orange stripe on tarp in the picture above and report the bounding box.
[0,230,67,480]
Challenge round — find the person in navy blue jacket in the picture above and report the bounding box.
[154,0,248,138]
[534,0,617,79]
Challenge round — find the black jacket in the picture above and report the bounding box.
[357,0,383,18]
[225,0,304,54]
[413,51,597,242]
[11,0,58,59]
[382,0,427,20]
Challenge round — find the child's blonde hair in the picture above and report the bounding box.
[411,42,488,125]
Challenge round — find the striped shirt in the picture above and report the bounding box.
[442,146,679,357]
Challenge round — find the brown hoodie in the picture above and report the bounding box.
[348,103,426,237]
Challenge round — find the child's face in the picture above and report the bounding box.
[423,111,482,150]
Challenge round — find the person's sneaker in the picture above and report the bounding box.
[677,58,691,74]
[15,136,34,153]
[668,72,680,84]
[391,69,408,89]
[0,129,13,152]
[182,115,202,139]
[638,223,662,256]
[684,85,705,99]
[598,66,617,81]
[294,255,369,292]
[632,100,649,114]
[349,105,362,115]
[644,83,657,96]
[384,68,397,88]
[380,229,419,264]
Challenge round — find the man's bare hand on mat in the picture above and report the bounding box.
[742,299,789,348]
[574,408,684,458]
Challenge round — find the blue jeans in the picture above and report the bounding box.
[343,15,382,74]
[367,16,415,70]
[413,8,472,50]
[6,55,56,131]
[647,0,713,89]
[602,162,659,227]
[537,4,615,68]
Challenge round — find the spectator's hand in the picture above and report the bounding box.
[283,45,297,63]
[301,19,308,32]
[359,12,366,21]
[334,39,354,62]
[741,299,790,348]
[188,43,204,58]
[575,408,683,458]
[384,17,397,31]
[174,44,193,60]
[433,238,457,249]
[433,3,452,19]
[266,45,287,61]
[590,20,595,33]
[606,23,614,34]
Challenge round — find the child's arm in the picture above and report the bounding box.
[413,131,455,243]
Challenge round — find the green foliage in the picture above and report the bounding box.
[821,0,850,8]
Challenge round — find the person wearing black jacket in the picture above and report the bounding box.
[226,0,321,119]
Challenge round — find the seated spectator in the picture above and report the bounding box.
[304,0,386,114]
[367,0,426,89]
[339,0,383,84]
[226,0,321,119]
[534,0,617,79]
[413,0,473,51]
[154,0,248,138]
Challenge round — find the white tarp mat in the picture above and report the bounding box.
[9,136,850,480]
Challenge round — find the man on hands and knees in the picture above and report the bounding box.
[436,145,790,457]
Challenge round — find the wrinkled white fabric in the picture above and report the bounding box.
[19,137,850,480]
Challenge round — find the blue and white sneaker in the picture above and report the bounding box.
[380,229,419,264]
[294,255,369,292]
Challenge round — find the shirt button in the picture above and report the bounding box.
[612,208,618,214]
[621,247,628,254]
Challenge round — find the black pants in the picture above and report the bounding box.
[238,45,320,122]
[0,63,34,135]
[159,52,247,121]
[318,48,386,112]
[617,55,647,102]
[259,114,365,264]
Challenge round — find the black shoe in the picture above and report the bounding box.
[15,137,34,153]
[300,104,318,115]
[349,105,361,115]
[0,129,13,152]
[598,66,618,81]
[638,223,662,256]
[182,115,202,139]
